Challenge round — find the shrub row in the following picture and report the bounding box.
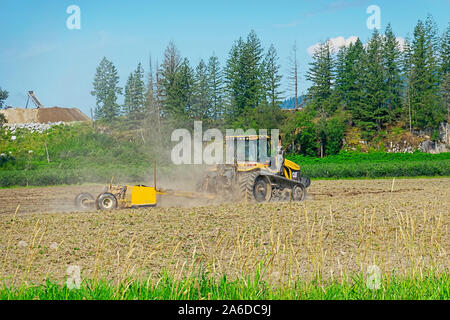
[299,160,450,178]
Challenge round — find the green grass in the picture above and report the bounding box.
[1,123,449,186]
[1,272,448,300]
[287,152,450,179]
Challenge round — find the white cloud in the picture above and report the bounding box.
[307,36,358,55]
[396,37,406,51]
[307,35,407,55]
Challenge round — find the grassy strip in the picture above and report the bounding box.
[299,160,450,178]
[1,272,448,300]
[0,166,162,188]
[287,151,450,164]
[1,160,449,187]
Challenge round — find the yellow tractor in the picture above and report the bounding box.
[198,135,310,202]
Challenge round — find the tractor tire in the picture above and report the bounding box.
[238,171,271,203]
[300,177,311,188]
[96,193,118,211]
[74,193,95,210]
[292,184,306,202]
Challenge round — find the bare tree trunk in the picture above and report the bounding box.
[288,42,299,109]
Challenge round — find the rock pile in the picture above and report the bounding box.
[3,122,64,134]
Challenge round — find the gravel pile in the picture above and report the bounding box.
[3,122,65,134]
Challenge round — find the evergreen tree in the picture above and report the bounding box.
[224,38,245,118]
[241,30,265,109]
[123,72,135,116]
[123,63,145,119]
[193,59,212,120]
[383,23,403,122]
[409,19,444,129]
[91,57,122,121]
[160,41,182,120]
[365,29,388,132]
[402,35,414,132]
[224,31,266,119]
[440,24,450,119]
[306,40,334,116]
[0,87,8,109]
[175,58,195,122]
[263,44,283,108]
[207,54,224,120]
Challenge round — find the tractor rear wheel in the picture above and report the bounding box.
[75,193,95,210]
[96,193,118,211]
[238,171,271,203]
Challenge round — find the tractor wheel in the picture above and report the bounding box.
[300,177,311,188]
[238,171,271,203]
[96,193,118,211]
[75,193,95,210]
[253,176,271,203]
[292,184,306,202]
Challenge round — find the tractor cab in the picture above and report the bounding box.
[225,135,273,167]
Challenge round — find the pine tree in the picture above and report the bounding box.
[224,31,266,120]
[175,58,195,122]
[241,30,265,109]
[123,63,145,119]
[409,19,445,129]
[91,57,122,121]
[306,40,334,116]
[440,23,450,120]
[123,72,135,116]
[224,38,245,118]
[160,41,182,120]
[402,35,414,132]
[365,29,388,132]
[132,62,146,118]
[193,59,212,120]
[0,87,8,109]
[207,54,224,120]
[383,23,403,122]
[263,44,283,108]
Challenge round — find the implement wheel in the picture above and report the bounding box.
[75,193,95,210]
[96,193,118,211]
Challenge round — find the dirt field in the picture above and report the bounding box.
[0,178,448,285]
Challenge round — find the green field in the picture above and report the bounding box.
[286,152,450,179]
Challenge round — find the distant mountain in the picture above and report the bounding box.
[280,96,306,109]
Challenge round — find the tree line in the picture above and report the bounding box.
[91,30,285,131]
[90,16,448,157]
[290,16,449,156]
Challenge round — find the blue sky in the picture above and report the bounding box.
[0,0,449,117]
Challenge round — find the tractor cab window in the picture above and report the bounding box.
[225,136,272,164]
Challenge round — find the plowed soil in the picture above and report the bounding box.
[0,178,448,285]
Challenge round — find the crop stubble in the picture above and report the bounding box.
[0,178,448,286]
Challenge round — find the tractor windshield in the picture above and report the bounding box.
[226,136,271,164]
